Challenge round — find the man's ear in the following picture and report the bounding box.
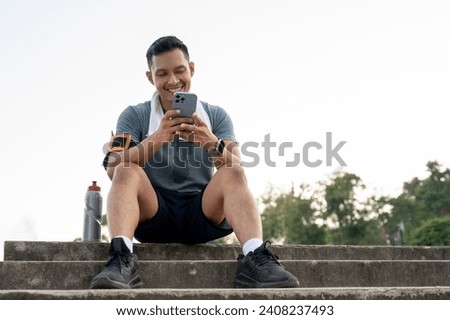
[189,61,195,77]
[146,71,154,85]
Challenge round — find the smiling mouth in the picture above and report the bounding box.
[167,86,184,93]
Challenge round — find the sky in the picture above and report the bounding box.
[0,0,449,260]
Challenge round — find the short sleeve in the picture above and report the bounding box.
[209,106,237,143]
[116,106,143,144]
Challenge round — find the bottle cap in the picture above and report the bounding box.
[88,181,101,191]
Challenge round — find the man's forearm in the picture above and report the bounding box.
[106,135,163,178]
[211,141,241,170]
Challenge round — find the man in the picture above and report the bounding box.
[90,36,299,289]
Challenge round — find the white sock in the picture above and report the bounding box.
[114,235,133,253]
[243,238,264,256]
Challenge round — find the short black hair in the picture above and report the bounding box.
[146,36,190,69]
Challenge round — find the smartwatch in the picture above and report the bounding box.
[210,139,225,156]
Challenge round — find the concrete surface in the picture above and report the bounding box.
[1,287,450,300]
[1,260,449,290]
[2,241,449,300]
[5,241,450,261]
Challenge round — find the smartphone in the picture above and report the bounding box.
[172,92,197,122]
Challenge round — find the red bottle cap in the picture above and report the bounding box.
[88,181,101,191]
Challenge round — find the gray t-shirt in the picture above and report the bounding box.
[114,100,236,193]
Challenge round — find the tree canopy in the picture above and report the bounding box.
[260,161,450,246]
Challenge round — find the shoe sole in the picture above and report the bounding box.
[90,275,144,289]
[234,274,300,289]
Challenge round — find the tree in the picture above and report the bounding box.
[358,195,392,245]
[410,216,450,246]
[386,161,450,245]
[322,171,365,228]
[260,184,326,244]
[260,185,286,242]
[419,161,450,217]
[320,171,363,244]
[259,161,449,246]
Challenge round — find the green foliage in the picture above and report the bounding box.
[421,161,450,216]
[409,216,450,246]
[320,171,386,245]
[261,184,326,244]
[259,161,450,246]
[284,195,326,244]
[387,161,450,245]
[387,195,417,244]
[322,171,365,228]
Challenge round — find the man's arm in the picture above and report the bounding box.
[210,140,241,169]
[106,109,187,179]
[178,113,241,170]
[105,136,160,179]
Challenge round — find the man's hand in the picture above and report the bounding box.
[179,113,241,169]
[178,113,217,150]
[150,109,192,146]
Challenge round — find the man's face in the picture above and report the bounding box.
[146,48,195,110]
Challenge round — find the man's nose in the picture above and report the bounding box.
[168,73,179,84]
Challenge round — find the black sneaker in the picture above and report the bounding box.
[90,238,144,289]
[234,241,299,288]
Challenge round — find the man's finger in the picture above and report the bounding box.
[180,123,196,132]
[192,113,204,126]
[164,109,181,120]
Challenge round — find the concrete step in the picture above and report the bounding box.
[1,287,450,300]
[5,241,450,261]
[1,260,449,290]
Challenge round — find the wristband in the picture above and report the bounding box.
[108,133,132,152]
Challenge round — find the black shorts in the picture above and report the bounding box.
[134,187,233,244]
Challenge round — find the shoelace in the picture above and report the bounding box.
[253,246,282,267]
[105,251,131,275]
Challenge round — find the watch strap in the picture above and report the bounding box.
[209,139,225,156]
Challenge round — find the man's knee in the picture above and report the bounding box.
[112,162,145,183]
[219,165,247,183]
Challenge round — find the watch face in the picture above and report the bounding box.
[217,139,225,154]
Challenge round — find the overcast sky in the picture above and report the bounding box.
[1,0,449,259]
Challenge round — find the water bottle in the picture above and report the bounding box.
[83,181,103,241]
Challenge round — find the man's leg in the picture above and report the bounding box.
[107,162,159,240]
[90,162,158,289]
[202,164,299,288]
[202,164,262,246]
